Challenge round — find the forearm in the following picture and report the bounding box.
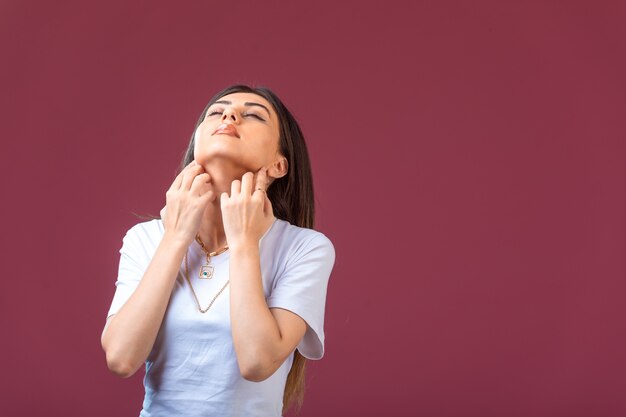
[101,233,188,377]
[229,242,283,380]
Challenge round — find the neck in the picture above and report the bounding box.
[195,159,253,251]
[197,200,228,252]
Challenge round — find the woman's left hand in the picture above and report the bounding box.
[221,167,274,249]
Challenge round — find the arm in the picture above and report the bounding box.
[101,235,187,377]
[221,169,307,382]
[101,161,215,377]
[229,242,307,382]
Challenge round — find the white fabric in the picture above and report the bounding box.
[106,217,335,417]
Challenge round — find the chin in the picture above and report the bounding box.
[194,144,234,164]
[194,151,248,172]
[194,146,261,173]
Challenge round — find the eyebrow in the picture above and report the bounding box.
[213,100,272,119]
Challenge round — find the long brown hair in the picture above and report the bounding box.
[179,84,315,415]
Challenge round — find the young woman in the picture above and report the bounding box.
[101,85,335,416]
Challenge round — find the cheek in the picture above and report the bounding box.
[257,128,280,153]
[253,136,278,159]
[192,124,214,160]
[192,127,202,156]
[193,124,212,150]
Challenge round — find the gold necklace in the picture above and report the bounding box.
[184,250,229,313]
[194,235,229,279]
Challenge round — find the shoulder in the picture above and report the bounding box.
[121,218,165,248]
[126,218,164,236]
[269,219,335,262]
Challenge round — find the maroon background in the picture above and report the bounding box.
[1,1,625,416]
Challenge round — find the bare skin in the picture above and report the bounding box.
[101,93,307,381]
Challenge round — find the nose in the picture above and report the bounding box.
[221,108,238,123]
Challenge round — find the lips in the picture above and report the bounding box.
[212,123,240,138]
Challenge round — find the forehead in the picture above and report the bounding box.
[213,92,275,113]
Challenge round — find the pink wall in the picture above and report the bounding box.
[1,1,625,416]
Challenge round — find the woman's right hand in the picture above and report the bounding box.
[162,161,215,246]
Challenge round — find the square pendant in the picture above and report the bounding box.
[199,264,214,279]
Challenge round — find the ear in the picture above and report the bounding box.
[267,156,288,180]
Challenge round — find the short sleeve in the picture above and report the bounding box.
[106,226,151,318]
[266,233,335,360]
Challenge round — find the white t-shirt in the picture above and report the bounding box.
[107,217,335,417]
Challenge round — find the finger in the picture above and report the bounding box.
[190,172,211,196]
[201,188,217,202]
[160,206,167,219]
[180,164,205,190]
[230,179,241,197]
[170,160,196,191]
[253,167,270,193]
[220,192,229,209]
[240,172,254,195]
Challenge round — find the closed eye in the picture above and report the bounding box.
[243,113,266,121]
[205,109,266,122]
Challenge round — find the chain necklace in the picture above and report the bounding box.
[184,250,229,313]
[194,235,229,279]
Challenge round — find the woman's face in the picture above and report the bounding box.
[193,92,282,173]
